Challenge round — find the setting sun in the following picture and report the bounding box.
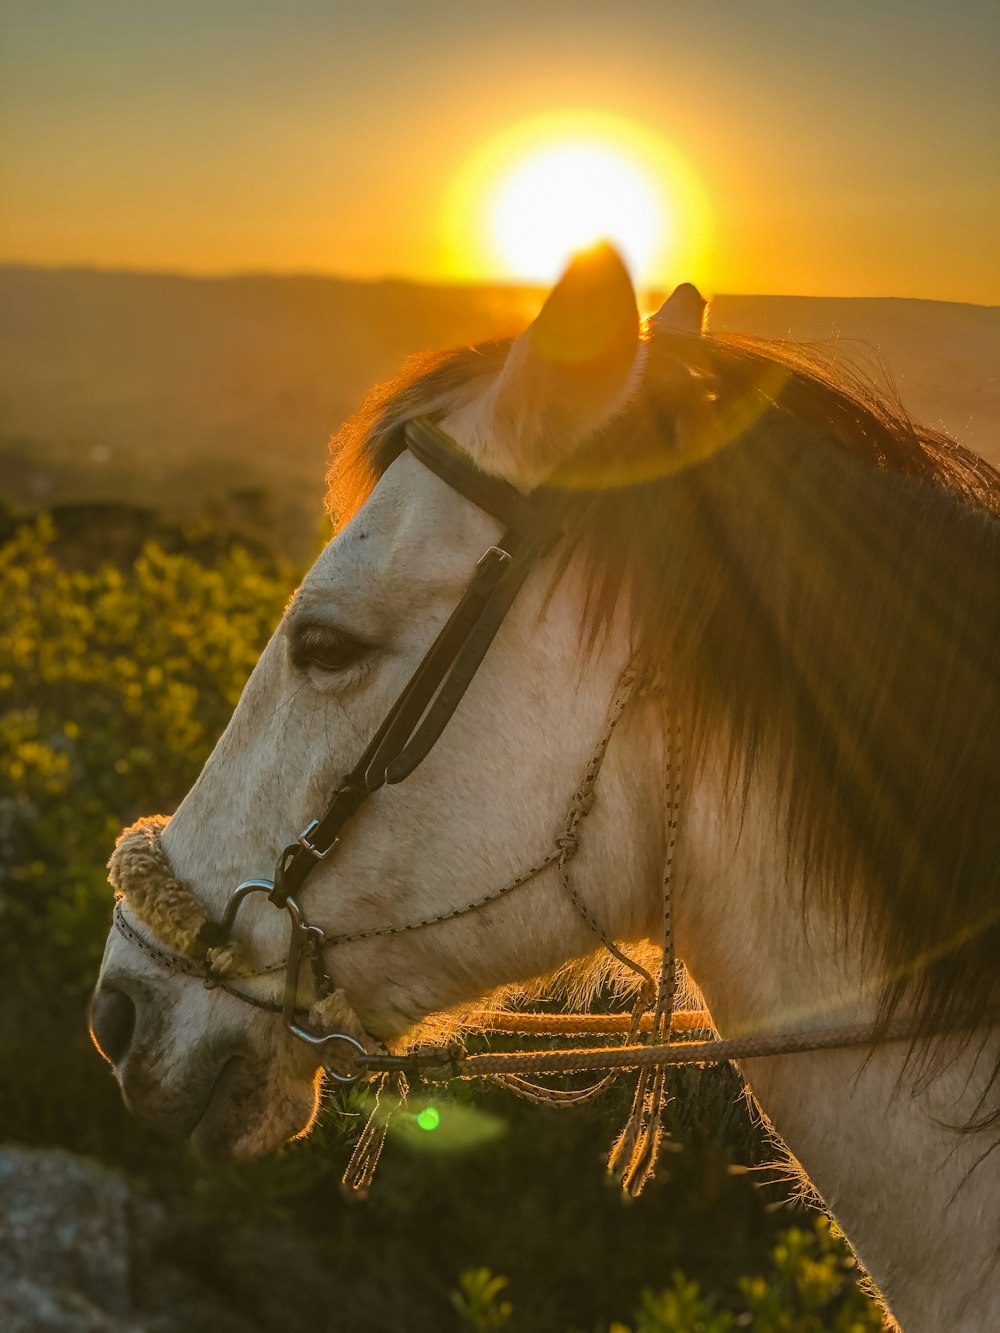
[442,111,713,293]
[489,142,663,284]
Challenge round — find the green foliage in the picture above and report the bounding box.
[736,1217,883,1332]
[0,514,288,1154]
[613,1216,883,1332]
[451,1267,513,1331]
[628,1273,736,1332]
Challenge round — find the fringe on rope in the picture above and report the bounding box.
[341,1071,409,1200]
[607,1063,668,1197]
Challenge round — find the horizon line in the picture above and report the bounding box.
[0,258,996,310]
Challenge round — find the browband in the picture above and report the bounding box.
[403,416,536,533]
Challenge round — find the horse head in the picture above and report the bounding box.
[90,246,698,1160]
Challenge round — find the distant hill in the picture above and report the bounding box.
[708,293,1000,468]
[2,266,997,556]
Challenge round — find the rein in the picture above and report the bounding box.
[359,1013,969,1079]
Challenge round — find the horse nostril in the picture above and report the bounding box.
[89,986,137,1067]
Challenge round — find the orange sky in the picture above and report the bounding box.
[2,1,998,301]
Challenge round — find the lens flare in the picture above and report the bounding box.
[416,1105,441,1131]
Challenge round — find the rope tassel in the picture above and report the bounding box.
[607,703,681,1197]
[608,1064,668,1197]
[341,1071,409,1199]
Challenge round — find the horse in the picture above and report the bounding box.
[91,244,1000,1330]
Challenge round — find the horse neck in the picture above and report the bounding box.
[669,745,1000,1332]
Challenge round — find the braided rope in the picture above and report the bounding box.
[490,987,651,1109]
[552,667,657,995]
[476,666,660,1115]
[326,850,562,946]
[608,706,683,1193]
[492,1074,611,1106]
[113,903,289,1014]
[398,1012,990,1081]
[474,1009,711,1035]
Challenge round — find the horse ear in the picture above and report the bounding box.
[650,282,707,335]
[476,243,641,485]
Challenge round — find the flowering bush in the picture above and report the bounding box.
[0,515,288,1148]
[454,1219,884,1332]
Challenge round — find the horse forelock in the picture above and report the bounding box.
[326,328,1000,1123]
[326,341,512,527]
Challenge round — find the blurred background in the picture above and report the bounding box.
[1,3,998,1330]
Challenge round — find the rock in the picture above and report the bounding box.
[0,1146,139,1325]
[0,1144,419,1331]
[0,1145,332,1333]
[0,1275,128,1332]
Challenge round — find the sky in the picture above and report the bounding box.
[2,0,998,301]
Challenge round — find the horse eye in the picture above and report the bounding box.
[291,625,369,674]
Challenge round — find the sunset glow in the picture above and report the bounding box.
[442,113,713,293]
[489,142,663,284]
[1,4,995,299]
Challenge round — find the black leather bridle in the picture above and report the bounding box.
[238,415,559,917]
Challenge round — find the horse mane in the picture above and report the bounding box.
[328,326,1000,1121]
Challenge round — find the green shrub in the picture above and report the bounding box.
[612,1215,883,1332]
[451,1267,514,1331]
[0,514,288,1156]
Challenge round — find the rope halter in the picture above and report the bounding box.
[108,816,378,1080]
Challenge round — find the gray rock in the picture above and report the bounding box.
[0,1274,132,1332]
[0,1146,322,1332]
[0,1145,380,1332]
[0,1147,139,1322]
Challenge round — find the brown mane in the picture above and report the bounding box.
[329,326,1000,1122]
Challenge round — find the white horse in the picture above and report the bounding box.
[92,246,1000,1331]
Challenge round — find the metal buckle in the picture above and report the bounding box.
[298,818,335,859]
[477,544,511,568]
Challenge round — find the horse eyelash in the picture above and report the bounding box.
[288,623,372,674]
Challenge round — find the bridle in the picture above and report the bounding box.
[110,411,693,1192]
[109,409,1000,1196]
[235,412,576,1075]
[113,414,663,1076]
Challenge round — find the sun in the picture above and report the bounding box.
[442,111,712,293]
[489,142,663,285]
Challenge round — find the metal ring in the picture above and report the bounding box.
[319,1031,369,1084]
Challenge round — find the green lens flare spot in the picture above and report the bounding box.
[416,1106,441,1132]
